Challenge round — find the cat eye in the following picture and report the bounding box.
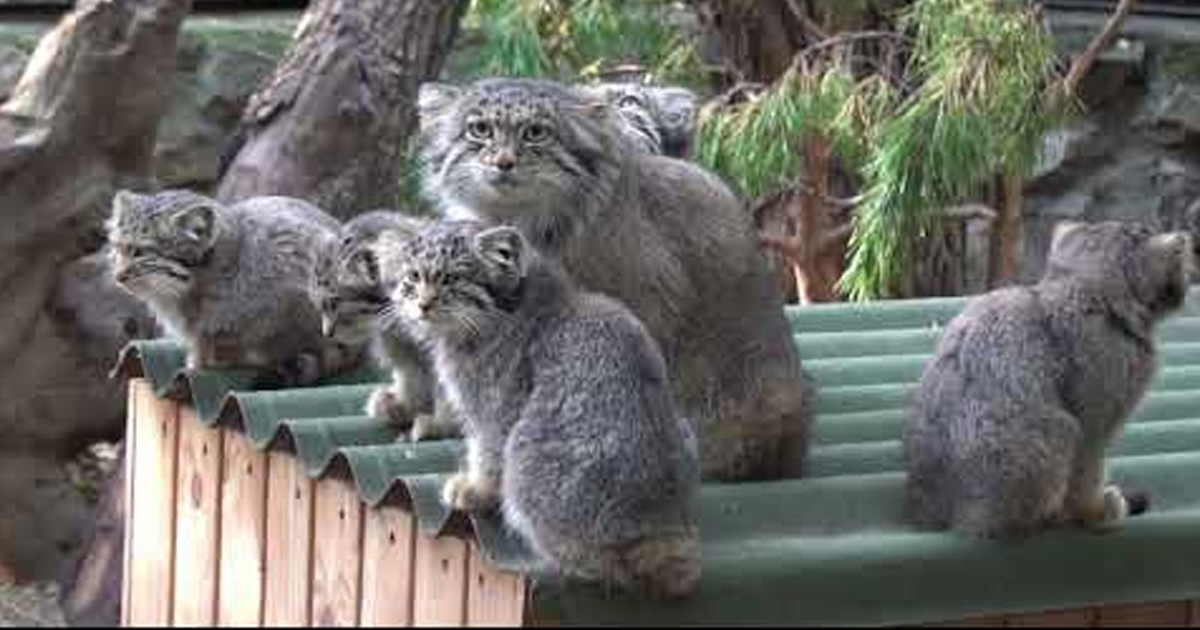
[617,95,644,110]
[522,123,550,143]
[467,120,493,141]
[405,270,421,284]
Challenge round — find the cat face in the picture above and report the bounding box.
[376,221,527,339]
[310,212,426,345]
[418,78,617,218]
[1049,221,1195,315]
[310,242,386,345]
[107,190,220,302]
[580,82,697,157]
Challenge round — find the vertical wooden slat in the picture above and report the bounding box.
[217,430,269,626]
[172,409,224,626]
[1189,600,1200,627]
[120,383,136,628]
[466,542,528,626]
[263,453,315,626]
[125,380,180,626]
[412,533,470,626]
[1096,602,1190,627]
[360,504,417,627]
[1007,608,1096,627]
[311,478,365,627]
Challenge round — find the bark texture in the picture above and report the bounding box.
[0,0,189,584]
[216,0,469,215]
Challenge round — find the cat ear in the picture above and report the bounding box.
[346,248,380,284]
[172,204,217,246]
[418,83,462,118]
[474,226,526,277]
[1051,220,1085,252]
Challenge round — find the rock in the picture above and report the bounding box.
[1150,85,1200,142]
[155,18,295,189]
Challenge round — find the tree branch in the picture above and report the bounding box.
[1050,0,1139,106]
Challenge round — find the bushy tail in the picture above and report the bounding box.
[617,531,701,600]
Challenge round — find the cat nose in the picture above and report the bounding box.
[493,151,517,172]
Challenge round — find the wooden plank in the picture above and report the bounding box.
[360,504,417,627]
[217,430,269,626]
[125,380,180,626]
[1097,602,1190,627]
[1007,608,1097,627]
[1190,600,1200,627]
[263,453,315,626]
[412,533,469,626]
[311,478,365,627]
[172,409,224,626]
[120,385,136,628]
[466,542,527,626]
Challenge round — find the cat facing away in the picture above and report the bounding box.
[418,77,809,481]
[577,82,698,158]
[374,220,701,598]
[904,221,1194,540]
[108,190,354,386]
[309,210,460,440]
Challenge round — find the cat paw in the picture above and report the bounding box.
[409,413,463,442]
[1086,485,1130,532]
[366,387,413,429]
[441,473,500,512]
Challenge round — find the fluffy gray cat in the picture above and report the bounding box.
[309,210,460,440]
[374,220,701,598]
[904,221,1194,540]
[108,189,350,386]
[418,77,809,481]
[577,82,698,157]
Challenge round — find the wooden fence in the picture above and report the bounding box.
[122,377,1200,627]
[121,379,526,626]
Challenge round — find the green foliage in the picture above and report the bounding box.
[696,68,896,200]
[841,0,1062,300]
[455,0,706,88]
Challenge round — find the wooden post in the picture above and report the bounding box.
[360,505,418,626]
[171,410,224,626]
[467,542,528,626]
[263,453,315,626]
[124,380,180,626]
[311,478,365,627]
[412,534,470,625]
[217,431,269,626]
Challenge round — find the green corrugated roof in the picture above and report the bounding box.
[114,289,1200,626]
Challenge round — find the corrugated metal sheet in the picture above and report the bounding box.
[114,289,1200,626]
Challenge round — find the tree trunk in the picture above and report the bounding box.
[760,134,851,304]
[989,171,1025,287]
[0,0,190,591]
[216,0,469,216]
[76,1,470,624]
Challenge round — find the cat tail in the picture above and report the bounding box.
[617,529,702,600]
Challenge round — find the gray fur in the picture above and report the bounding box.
[108,190,352,386]
[577,83,698,158]
[904,221,1195,540]
[309,210,460,440]
[375,221,701,598]
[418,77,809,481]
